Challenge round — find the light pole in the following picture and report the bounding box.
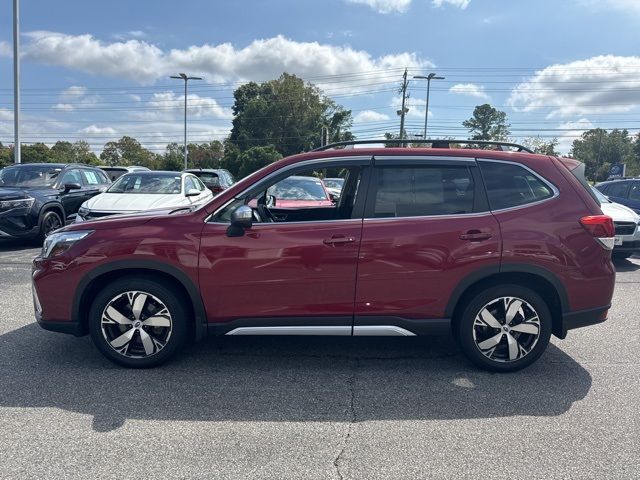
[13,0,20,163]
[170,73,202,169]
[413,73,445,141]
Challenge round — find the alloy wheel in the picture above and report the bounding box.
[101,291,173,358]
[43,213,62,236]
[472,296,541,363]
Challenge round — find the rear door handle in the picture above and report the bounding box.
[323,235,356,246]
[460,230,492,241]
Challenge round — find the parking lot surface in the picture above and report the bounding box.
[0,239,638,479]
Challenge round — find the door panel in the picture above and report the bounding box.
[354,214,500,322]
[199,219,363,325]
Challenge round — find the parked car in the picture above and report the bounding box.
[267,175,335,208]
[595,178,640,214]
[322,177,345,199]
[76,171,213,222]
[0,163,110,240]
[184,168,235,195]
[100,166,150,182]
[32,140,615,371]
[591,186,640,259]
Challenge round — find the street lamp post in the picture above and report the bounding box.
[413,73,445,141]
[170,73,203,170]
[13,0,20,163]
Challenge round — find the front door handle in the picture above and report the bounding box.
[460,230,492,241]
[323,235,356,246]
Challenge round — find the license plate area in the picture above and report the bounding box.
[614,236,624,246]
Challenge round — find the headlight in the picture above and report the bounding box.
[0,197,35,211]
[42,230,93,259]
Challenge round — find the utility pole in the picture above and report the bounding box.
[170,73,203,170]
[413,73,445,140]
[13,0,20,163]
[397,68,409,147]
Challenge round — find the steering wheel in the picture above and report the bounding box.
[256,196,276,223]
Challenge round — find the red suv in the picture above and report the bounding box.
[32,141,616,371]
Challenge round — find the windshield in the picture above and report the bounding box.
[108,173,182,194]
[591,186,610,204]
[268,177,329,200]
[0,166,61,188]
[324,178,344,189]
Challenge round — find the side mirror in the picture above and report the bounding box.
[186,188,200,197]
[329,193,338,202]
[227,205,253,237]
[62,183,81,193]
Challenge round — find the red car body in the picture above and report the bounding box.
[32,146,615,369]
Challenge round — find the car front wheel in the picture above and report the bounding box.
[88,277,188,368]
[456,285,552,372]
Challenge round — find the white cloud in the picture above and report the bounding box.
[53,103,75,112]
[449,83,490,100]
[354,110,391,122]
[0,41,11,58]
[20,31,429,87]
[345,0,411,13]
[134,91,232,121]
[0,108,13,121]
[556,118,595,154]
[60,85,88,100]
[79,125,117,135]
[508,55,640,118]
[432,0,470,9]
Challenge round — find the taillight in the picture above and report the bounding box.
[580,215,615,250]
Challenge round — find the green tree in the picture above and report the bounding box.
[187,141,224,169]
[236,145,282,178]
[462,104,510,141]
[570,129,637,181]
[523,137,559,155]
[100,136,158,168]
[229,73,353,156]
[161,143,185,171]
[0,142,13,167]
[21,143,51,163]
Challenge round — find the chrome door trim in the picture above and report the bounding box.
[353,325,416,336]
[225,326,352,336]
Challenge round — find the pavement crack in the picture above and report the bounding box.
[333,358,358,480]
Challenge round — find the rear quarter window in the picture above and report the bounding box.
[604,181,630,198]
[479,161,555,211]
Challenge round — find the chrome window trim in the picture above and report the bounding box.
[477,158,560,213]
[362,211,494,222]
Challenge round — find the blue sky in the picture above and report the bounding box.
[1,0,639,155]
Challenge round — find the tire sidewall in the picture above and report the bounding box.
[457,284,553,372]
[88,276,188,368]
[39,209,63,240]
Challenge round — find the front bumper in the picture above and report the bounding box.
[613,240,640,254]
[556,305,610,339]
[0,207,39,238]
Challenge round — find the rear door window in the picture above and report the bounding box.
[370,166,475,218]
[606,181,631,199]
[479,161,554,210]
[628,183,640,201]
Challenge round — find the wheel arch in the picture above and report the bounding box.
[39,202,66,223]
[72,260,207,340]
[446,264,568,339]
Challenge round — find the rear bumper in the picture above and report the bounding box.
[556,304,610,339]
[36,316,84,336]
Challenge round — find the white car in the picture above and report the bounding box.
[76,171,213,222]
[592,186,640,259]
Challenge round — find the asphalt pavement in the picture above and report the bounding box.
[0,238,638,479]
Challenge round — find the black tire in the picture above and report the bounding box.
[88,276,189,368]
[39,209,64,241]
[456,284,552,372]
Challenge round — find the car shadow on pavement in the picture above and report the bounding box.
[613,257,640,272]
[0,324,592,432]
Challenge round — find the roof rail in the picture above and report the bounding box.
[312,139,533,154]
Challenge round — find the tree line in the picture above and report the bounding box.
[1,73,639,182]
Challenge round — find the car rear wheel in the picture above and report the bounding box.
[39,210,63,240]
[456,285,552,372]
[88,277,188,368]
